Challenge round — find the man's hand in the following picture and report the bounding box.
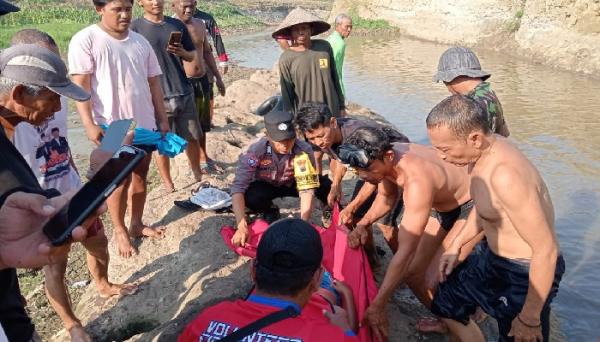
[348,225,369,249]
[327,185,342,208]
[508,315,542,342]
[439,244,460,283]
[215,78,226,97]
[158,119,170,138]
[323,305,352,332]
[339,204,356,226]
[0,192,106,270]
[363,303,389,341]
[84,124,104,146]
[231,219,249,247]
[219,64,228,75]
[167,42,187,58]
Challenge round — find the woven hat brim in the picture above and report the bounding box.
[272,8,330,39]
[433,69,491,83]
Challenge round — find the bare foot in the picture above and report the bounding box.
[192,169,203,183]
[115,231,138,258]
[163,183,176,193]
[98,282,139,299]
[130,225,166,239]
[69,324,92,342]
[415,317,448,334]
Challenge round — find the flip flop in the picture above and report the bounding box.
[174,199,202,211]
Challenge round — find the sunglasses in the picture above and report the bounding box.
[338,144,371,169]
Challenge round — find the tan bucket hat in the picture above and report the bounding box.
[272,7,331,39]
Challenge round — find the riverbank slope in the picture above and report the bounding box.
[50,67,467,342]
[331,0,600,76]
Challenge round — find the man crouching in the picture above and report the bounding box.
[230,110,332,247]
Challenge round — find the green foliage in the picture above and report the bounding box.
[0,0,261,52]
[506,8,525,33]
[348,9,391,30]
[202,2,261,29]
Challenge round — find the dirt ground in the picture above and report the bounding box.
[36,66,462,342]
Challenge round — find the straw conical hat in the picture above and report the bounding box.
[272,7,331,39]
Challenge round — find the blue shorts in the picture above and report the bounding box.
[431,241,565,342]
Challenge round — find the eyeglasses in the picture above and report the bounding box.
[338,144,371,169]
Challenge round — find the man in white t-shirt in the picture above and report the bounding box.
[68,0,168,259]
[10,29,138,342]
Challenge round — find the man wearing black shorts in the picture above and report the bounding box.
[337,127,478,341]
[132,0,205,183]
[173,0,225,174]
[295,101,409,253]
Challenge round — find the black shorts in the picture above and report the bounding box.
[431,242,565,342]
[431,200,474,231]
[189,76,211,132]
[207,82,214,100]
[352,180,404,227]
[164,94,203,140]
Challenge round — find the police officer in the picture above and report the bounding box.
[230,110,331,247]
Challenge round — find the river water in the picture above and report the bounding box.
[224,30,600,341]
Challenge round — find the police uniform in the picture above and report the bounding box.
[231,110,331,214]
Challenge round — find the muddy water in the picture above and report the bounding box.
[226,31,600,341]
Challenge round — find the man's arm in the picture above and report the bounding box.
[356,180,397,227]
[230,192,249,247]
[71,74,103,146]
[299,190,316,221]
[492,166,558,330]
[326,43,345,113]
[202,35,225,96]
[347,179,397,249]
[363,180,434,340]
[327,159,348,207]
[147,76,169,135]
[438,208,483,282]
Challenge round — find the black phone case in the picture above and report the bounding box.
[43,146,147,245]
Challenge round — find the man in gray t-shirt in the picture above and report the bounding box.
[132,0,205,184]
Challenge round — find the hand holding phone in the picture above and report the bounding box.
[168,31,182,46]
[43,146,147,245]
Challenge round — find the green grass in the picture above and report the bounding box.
[348,10,392,30]
[0,0,261,53]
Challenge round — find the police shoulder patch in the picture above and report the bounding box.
[247,156,258,167]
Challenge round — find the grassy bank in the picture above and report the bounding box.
[0,0,262,54]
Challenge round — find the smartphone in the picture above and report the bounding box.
[42,146,147,245]
[168,31,182,46]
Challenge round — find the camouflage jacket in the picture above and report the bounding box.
[467,82,510,136]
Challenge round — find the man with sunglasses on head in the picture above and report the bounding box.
[295,102,409,255]
[338,126,479,341]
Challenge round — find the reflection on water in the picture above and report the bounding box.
[226,31,600,341]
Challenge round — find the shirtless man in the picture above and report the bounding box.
[338,126,478,341]
[426,95,565,342]
[295,102,409,253]
[172,0,225,174]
